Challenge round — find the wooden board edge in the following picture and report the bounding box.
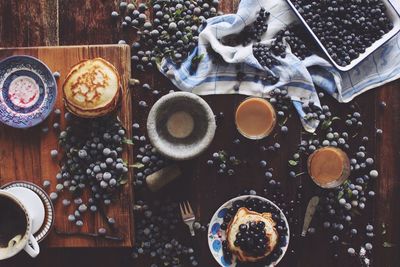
[0,44,130,51]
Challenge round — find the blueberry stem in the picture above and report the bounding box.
[97,204,117,232]
[55,229,123,241]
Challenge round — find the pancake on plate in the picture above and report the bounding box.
[226,207,278,263]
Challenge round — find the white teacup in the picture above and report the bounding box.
[0,190,40,260]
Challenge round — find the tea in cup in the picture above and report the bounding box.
[235,97,277,140]
[307,147,350,188]
[0,190,40,260]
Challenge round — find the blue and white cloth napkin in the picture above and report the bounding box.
[159,0,400,132]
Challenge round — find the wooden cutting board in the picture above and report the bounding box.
[0,45,134,248]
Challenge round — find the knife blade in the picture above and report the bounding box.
[301,196,320,237]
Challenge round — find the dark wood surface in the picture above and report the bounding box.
[0,45,134,248]
[0,0,399,266]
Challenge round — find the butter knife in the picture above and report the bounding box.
[301,196,320,237]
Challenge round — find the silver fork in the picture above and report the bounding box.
[179,201,196,236]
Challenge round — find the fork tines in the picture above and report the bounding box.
[179,201,196,236]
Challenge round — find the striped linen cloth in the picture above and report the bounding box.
[159,0,400,132]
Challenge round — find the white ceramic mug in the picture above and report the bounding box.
[0,190,40,260]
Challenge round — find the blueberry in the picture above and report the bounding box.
[68,215,76,222]
[347,248,355,256]
[98,228,107,235]
[78,204,88,213]
[50,192,58,201]
[78,149,87,159]
[56,184,64,192]
[43,180,51,188]
[369,170,379,178]
[365,243,373,250]
[62,199,71,206]
[50,149,58,159]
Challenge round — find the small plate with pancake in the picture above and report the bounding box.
[208,195,290,267]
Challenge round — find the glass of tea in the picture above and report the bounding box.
[307,147,350,188]
[235,97,276,140]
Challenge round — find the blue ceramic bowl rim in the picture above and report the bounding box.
[0,55,57,128]
[208,195,290,267]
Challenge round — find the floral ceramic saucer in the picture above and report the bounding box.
[0,56,57,128]
[208,195,290,267]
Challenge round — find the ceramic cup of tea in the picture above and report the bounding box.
[0,190,40,260]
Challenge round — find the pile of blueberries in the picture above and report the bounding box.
[287,96,380,262]
[207,150,242,176]
[132,199,200,267]
[130,119,202,267]
[112,0,219,70]
[229,8,270,46]
[252,26,314,81]
[234,221,270,257]
[271,26,315,60]
[221,197,288,266]
[133,142,168,188]
[54,114,128,227]
[253,24,315,71]
[253,43,281,70]
[292,0,394,66]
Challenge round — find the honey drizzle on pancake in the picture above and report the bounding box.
[70,66,110,104]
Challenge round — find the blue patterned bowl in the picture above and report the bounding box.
[208,195,290,267]
[0,56,57,128]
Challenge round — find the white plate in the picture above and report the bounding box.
[208,195,290,267]
[286,0,400,71]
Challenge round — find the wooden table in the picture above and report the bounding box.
[0,0,399,267]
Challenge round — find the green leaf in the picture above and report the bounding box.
[192,53,205,65]
[346,188,353,197]
[288,160,298,166]
[218,150,228,163]
[321,116,341,130]
[231,159,241,166]
[129,162,144,169]
[119,178,129,185]
[383,242,396,248]
[123,139,134,145]
[279,116,288,127]
[174,8,183,16]
[342,179,350,186]
[337,191,344,200]
[321,120,331,130]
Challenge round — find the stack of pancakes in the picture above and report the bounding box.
[226,207,278,262]
[63,58,121,118]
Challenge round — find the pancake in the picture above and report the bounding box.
[226,207,278,262]
[63,58,121,118]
